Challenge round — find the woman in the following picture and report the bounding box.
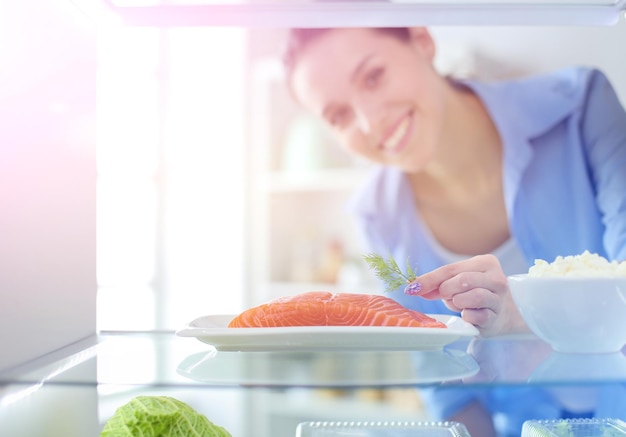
[283,27,626,437]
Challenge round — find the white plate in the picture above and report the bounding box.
[176,314,478,351]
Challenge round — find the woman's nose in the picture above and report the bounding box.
[354,109,372,134]
[352,99,382,135]
[352,96,384,134]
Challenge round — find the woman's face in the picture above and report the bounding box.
[291,28,448,173]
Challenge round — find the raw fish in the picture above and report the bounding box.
[228,291,446,328]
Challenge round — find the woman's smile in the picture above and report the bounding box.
[381,111,414,154]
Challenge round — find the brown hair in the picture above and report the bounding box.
[282,28,412,84]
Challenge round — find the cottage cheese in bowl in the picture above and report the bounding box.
[509,251,626,353]
[528,251,626,278]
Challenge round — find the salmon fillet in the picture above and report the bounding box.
[228,291,446,328]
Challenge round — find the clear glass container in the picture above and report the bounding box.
[522,418,626,437]
[296,420,471,437]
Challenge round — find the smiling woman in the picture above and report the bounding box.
[280,25,626,437]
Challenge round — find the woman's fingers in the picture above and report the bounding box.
[448,285,501,313]
[414,254,505,301]
[443,298,461,313]
[444,289,500,330]
[407,254,522,336]
[461,307,497,329]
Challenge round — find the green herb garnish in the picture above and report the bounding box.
[363,252,419,293]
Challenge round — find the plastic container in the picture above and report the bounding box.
[296,420,471,437]
[522,418,626,437]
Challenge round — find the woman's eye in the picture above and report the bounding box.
[364,67,384,89]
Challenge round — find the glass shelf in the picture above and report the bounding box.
[2,331,625,436]
[2,331,625,390]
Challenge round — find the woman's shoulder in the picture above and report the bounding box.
[478,66,612,106]
[509,66,609,96]
[466,67,612,138]
[509,67,620,133]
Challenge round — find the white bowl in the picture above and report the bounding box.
[508,274,626,354]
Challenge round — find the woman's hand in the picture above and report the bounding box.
[413,254,530,337]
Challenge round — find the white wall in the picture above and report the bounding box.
[430,23,626,103]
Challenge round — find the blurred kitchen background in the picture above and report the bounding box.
[4,3,626,334]
[1,1,625,434]
[95,23,626,333]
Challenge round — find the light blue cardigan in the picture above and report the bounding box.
[348,67,626,436]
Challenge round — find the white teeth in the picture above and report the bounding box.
[383,117,409,151]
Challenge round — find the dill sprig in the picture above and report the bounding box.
[363,252,418,293]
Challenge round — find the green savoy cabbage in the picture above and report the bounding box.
[100,395,232,437]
